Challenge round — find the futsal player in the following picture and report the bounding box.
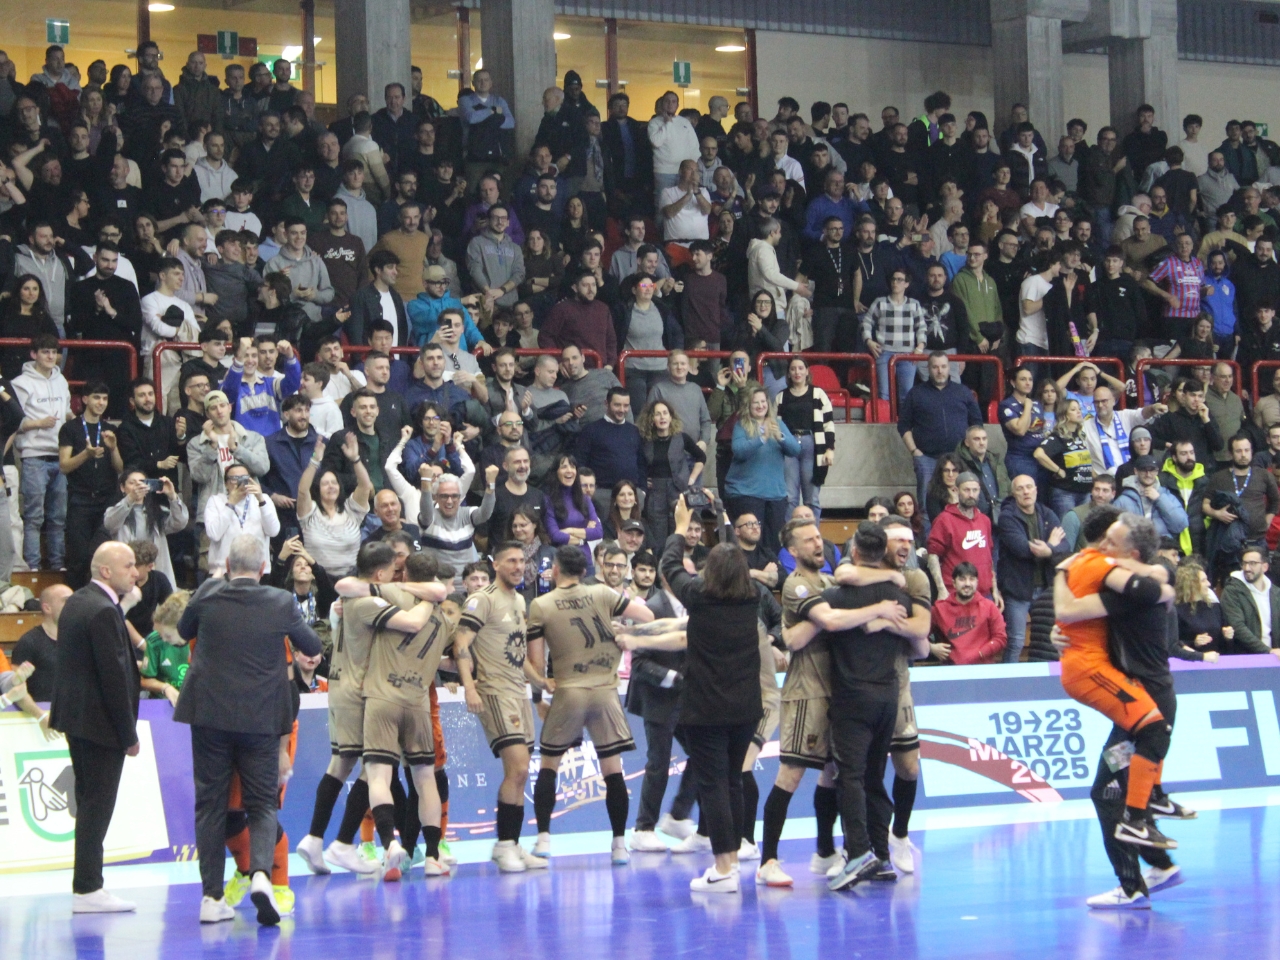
[454,541,549,873]
[526,546,654,864]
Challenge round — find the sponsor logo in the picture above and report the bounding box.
[16,750,77,842]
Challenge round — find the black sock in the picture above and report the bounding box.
[761,785,794,863]
[497,801,525,842]
[813,785,838,858]
[534,769,558,833]
[741,771,759,844]
[402,776,421,855]
[308,773,344,838]
[892,776,917,839]
[435,767,449,804]
[422,825,442,860]
[335,778,370,845]
[389,764,407,834]
[371,803,397,850]
[1126,805,1149,822]
[604,773,628,838]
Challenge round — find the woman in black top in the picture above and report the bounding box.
[775,357,836,521]
[1173,560,1228,660]
[0,274,59,378]
[623,495,763,893]
[1034,398,1095,518]
[1166,314,1217,363]
[924,454,962,521]
[638,399,705,546]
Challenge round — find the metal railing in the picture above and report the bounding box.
[1,337,138,380]
[1015,355,1128,409]
[1251,360,1280,404]
[887,353,1005,423]
[754,352,878,422]
[1135,357,1241,406]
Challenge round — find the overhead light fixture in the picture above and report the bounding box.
[475,57,483,69]
[282,46,302,62]
[148,3,175,10]
[715,44,746,52]
[553,32,571,40]
[312,37,322,45]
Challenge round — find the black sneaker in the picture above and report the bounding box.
[871,858,898,882]
[1148,792,1197,820]
[1114,813,1178,849]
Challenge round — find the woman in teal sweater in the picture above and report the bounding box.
[725,385,801,553]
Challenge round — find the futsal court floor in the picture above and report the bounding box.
[3,787,1276,960]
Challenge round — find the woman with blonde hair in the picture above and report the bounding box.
[1033,397,1094,518]
[1173,560,1229,661]
[725,385,801,553]
[637,399,706,545]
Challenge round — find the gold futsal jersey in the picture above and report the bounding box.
[458,583,528,697]
[780,568,835,702]
[330,595,400,693]
[527,582,631,689]
[363,584,452,708]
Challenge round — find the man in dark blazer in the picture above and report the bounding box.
[50,541,141,913]
[624,573,696,852]
[175,534,321,926]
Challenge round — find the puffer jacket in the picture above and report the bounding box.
[173,69,223,134]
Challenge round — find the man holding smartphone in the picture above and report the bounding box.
[59,381,123,589]
[204,464,280,577]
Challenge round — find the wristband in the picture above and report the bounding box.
[308,458,322,468]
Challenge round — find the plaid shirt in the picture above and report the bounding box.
[862,295,927,350]
[1148,254,1204,319]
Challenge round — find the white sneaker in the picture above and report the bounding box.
[1086,886,1151,910]
[888,834,916,874]
[1144,864,1184,894]
[611,838,631,865]
[325,840,380,875]
[71,889,136,914]
[738,839,761,861]
[825,851,849,878]
[422,857,451,877]
[657,813,696,840]
[520,844,549,870]
[199,897,235,924]
[533,832,551,858]
[296,834,330,875]
[494,840,527,873]
[381,840,406,882]
[629,829,669,853]
[689,865,739,893]
[755,859,794,887]
[811,850,844,875]
[248,873,281,926]
[671,833,712,854]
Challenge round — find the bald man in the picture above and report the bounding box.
[12,583,74,703]
[51,542,141,913]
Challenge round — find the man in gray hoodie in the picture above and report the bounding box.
[264,219,334,324]
[12,334,72,570]
[14,223,73,336]
[335,160,378,252]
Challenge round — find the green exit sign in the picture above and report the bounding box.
[673,60,691,86]
[46,19,70,45]
[216,31,239,57]
[1259,123,1270,138]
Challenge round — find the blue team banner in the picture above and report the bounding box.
[2,656,1278,871]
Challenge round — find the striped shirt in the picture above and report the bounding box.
[861,296,928,350]
[1148,254,1205,319]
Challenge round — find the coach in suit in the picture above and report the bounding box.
[50,541,141,913]
[175,534,322,926]
[625,575,697,849]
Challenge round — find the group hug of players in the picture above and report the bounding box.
[265,497,1189,911]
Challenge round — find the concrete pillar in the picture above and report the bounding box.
[1107,2,1178,134]
[991,1,1091,141]
[334,0,412,116]
[480,0,557,160]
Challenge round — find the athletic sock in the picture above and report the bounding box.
[226,825,251,874]
[813,785,839,858]
[371,804,398,850]
[604,773,628,838]
[892,776,918,839]
[1126,756,1161,815]
[272,826,290,886]
[389,765,407,835]
[336,779,370,845]
[534,769,558,833]
[741,771,759,844]
[497,801,525,842]
[761,785,794,863]
[422,824,442,861]
[436,768,450,835]
[308,774,344,838]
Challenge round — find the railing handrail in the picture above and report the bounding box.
[0,338,139,381]
[1251,359,1280,403]
[616,350,732,387]
[752,351,878,421]
[1135,357,1241,406]
[887,353,1005,423]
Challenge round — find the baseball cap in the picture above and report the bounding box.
[203,390,230,410]
[1133,455,1158,471]
[620,520,645,534]
[424,265,448,283]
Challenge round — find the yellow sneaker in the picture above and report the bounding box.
[272,885,295,917]
[224,871,251,908]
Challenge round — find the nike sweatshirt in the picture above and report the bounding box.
[926,503,995,594]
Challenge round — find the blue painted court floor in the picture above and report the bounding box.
[3,791,1278,960]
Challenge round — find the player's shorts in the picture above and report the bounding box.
[539,686,636,758]
[362,698,436,768]
[890,660,918,754]
[753,696,781,749]
[429,684,447,769]
[327,682,365,758]
[778,697,832,769]
[477,692,536,756]
[1062,660,1161,734]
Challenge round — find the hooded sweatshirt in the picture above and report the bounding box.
[931,593,1007,664]
[14,245,70,331]
[264,247,334,323]
[926,502,994,594]
[12,360,71,458]
[221,355,303,436]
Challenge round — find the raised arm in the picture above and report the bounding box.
[343,432,374,512]
[296,436,324,518]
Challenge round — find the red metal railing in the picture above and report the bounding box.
[1251,360,1280,404]
[754,352,878,422]
[1015,355,1128,409]
[887,354,1005,423]
[616,350,731,386]
[1135,357,1241,406]
[1,339,138,379]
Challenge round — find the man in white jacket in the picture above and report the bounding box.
[648,91,699,223]
[747,219,811,313]
[12,335,73,570]
[204,463,280,576]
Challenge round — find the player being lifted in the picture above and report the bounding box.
[526,545,655,863]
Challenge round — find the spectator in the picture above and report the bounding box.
[1016,250,1059,376]
[11,584,74,704]
[898,352,982,507]
[1033,397,1095,518]
[335,161,379,252]
[725,385,801,554]
[775,356,836,521]
[1147,376,1223,466]
[467,204,526,310]
[204,462,280,578]
[187,389,270,517]
[264,219,335,324]
[487,446,546,547]
[138,589,190,706]
[418,468,496,584]
[572,393,645,524]
[1203,434,1280,541]
[637,400,705,547]
[295,434,372,576]
[262,393,318,541]
[1114,455,1190,541]
[58,380,123,587]
[456,68,514,185]
[929,562,1007,665]
[104,471,186,588]
[1081,384,1159,477]
[660,158,713,247]
[1204,363,1244,468]
[747,217,810,324]
[14,223,74,336]
[997,473,1068,662]
[559,345,623,426]
[542,454,604,573]
[508,506,557,600]
[1000,367,1051,484]
[646,350,713,454]
[925,454,962,521]
[14,335,72,571]
[927,471,998,603]
[954,424,1009,524]
[649,90,701,215]
[364,488,421,547]
[863,267,926,403]
[1173,560,1228,660]
[308,200,367,312]
[1220,544,1280,656]
[610,216,672,283]
[66,244,142,416]
[339,111,390,204]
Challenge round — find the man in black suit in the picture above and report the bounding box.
[50,541,141,913]
[175,534,322,926]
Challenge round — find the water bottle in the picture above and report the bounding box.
[537,556,553,595]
